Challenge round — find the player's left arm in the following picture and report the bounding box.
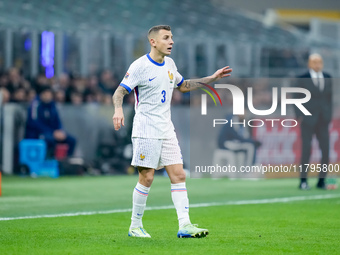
[177,66,232,93]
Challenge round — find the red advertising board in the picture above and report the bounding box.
[253,119,340,165]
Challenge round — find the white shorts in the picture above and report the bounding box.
[131,136,183,169]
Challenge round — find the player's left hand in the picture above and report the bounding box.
[212,66,232,80]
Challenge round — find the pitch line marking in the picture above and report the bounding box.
[0,194,339,221]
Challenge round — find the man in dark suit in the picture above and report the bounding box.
[295,54,332,190]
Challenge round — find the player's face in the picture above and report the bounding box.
[154,29,174,56]
[308,57,323,72]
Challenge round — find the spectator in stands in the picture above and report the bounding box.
[0,72,9,89]
[99,69,118,95]
[218,113,261,167]
[54,89,66,104]
[25,86,76,157]
[84,90,98,103]
[65,77,85,103]
[1,67,174,105]
[27,88,37,103]
[34,73,51,92]
[10,87,27,103]
[52,73,71,91]
[6,68,31,101]
[73,78,87,95]
[70,91,83,105]
[7,68,22,94]
[84,75,102,104]
[87,75,99,91]
[0,88,10,105]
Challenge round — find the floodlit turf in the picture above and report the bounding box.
[0,175,339,254]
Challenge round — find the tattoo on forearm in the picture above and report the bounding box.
[182,77,213,91]
[112,86,129,108]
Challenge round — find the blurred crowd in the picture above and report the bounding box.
[0,67,186,106]
[0,64,302,108]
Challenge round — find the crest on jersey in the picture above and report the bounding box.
[168,71,173,83]
[124,72,130,79]
[140,154,145,160]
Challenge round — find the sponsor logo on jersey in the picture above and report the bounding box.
[124,72,129,79]
[168,71,173,83]
[140,154,145,160]
[149,77,156,81]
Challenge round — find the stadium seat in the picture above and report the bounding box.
[19,139,59,178]
[19,139,47,165]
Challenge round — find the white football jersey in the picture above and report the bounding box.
[120,53,184,139]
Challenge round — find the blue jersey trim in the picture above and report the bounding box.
[147,53,165,66]
[177,77,184,87]
[120,83,132,93]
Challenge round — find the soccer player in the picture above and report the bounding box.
[112,25,232,238]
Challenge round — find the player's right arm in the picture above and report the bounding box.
[112,86,129,131]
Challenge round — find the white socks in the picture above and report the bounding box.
[171,182,191,228]
[130,182,150,230]
[130,182,191,230]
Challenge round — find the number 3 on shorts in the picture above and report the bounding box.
[161,90,166,103]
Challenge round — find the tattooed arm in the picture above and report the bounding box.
[178,77,216,93]
[178,66,232,93]
[112,86,129,131]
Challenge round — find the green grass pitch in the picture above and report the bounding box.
[0,175,339,254]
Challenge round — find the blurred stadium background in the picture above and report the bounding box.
[0,0,340,176]
[1,1,340,254]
